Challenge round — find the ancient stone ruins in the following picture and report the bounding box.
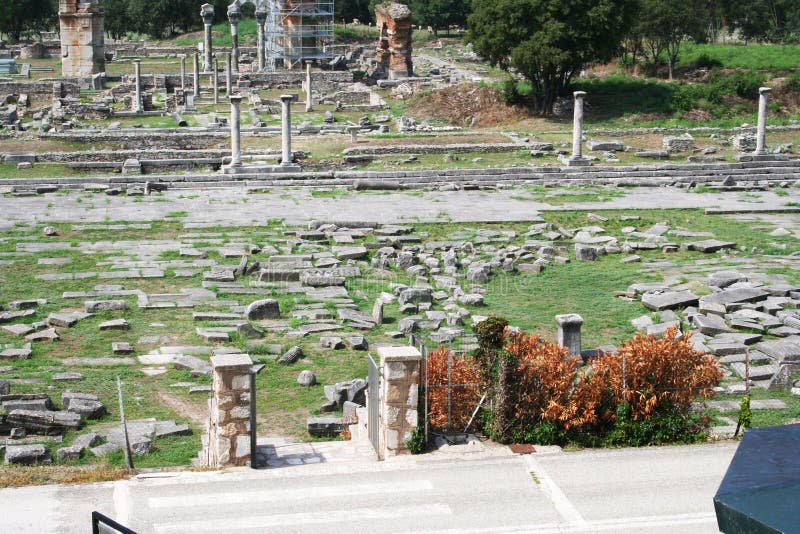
[0,0,798,478]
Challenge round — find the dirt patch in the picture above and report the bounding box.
[156,392,207,425]
[407,85,528,128]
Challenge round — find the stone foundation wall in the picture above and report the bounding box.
[32,148,232,163]
[40,131,227,150]
[107,72,352,93]
[0,81,79,99]
[343,143,523,156]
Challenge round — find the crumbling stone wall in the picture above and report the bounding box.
[375,2,413,79]
[0,81,79,99]
[59,0,105,77]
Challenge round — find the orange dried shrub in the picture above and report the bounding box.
[588,327,723,421]
[426,346,484,431]
[506,333,594,432]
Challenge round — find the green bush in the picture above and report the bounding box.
[603,402,707,447]
[785,71,800,92]
[693,53,723,69]
[715,70,768,99]
[405,425,427,454]
[512,421,565,445]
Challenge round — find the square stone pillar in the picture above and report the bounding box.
[377,346,421,459]
[556,314,583,357]
[207,353,252,467]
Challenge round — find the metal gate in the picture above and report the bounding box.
[367,354,381,459]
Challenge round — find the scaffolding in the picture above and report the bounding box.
[265,0,334,70]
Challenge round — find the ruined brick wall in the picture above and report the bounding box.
[59,0,105,77]
[375,2,413,79]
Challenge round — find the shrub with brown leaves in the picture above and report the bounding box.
[426,346,484,431]
[586,327,722,422]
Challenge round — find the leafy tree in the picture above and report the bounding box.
[466,0,637,115]
[103,0,132,41]
[336,0,372,24]
[127,0,199,39]
[636,0,708,80]
[411,0,470,34]
[0,0,56,42]
[722,0,800,43]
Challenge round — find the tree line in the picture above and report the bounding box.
[1,0,796,45]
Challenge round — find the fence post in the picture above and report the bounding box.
[377,346,422,458]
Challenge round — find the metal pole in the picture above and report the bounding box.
[622,353,627,393]
[116,376,134,470]
[249,363,264,469]
[250,370,257,468]
[423,344,428,444]
[447,349,452,432]
[745,347,750,396]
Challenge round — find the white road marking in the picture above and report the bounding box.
[148,479,434,509]
[424,512,717,533]
[523,454,588,528]
[113,480,131,526]
[153,503,452,533]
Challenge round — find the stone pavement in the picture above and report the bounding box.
[0,185,797,227]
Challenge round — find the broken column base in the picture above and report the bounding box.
[736,153,790,162]
[559,155,592,166]
[223,163,302,175]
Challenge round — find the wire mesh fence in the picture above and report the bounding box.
[410,334,487,438]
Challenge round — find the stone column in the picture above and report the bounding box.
[556,314,583,357]
[192,52,200,98]
[756,87,771,156]
[226,53,233,95]
[179,54,186,91]
[280,94,294,165]
[256,9,267,71]
[377,346,421,459]
[229,94,243,168]
[305,61,313,112]
[570,91,587,163]
[213,57,219,104]
[206,353,252,467]
[201,4,215,72]
[133,59,142,113]
[227,3,241,74]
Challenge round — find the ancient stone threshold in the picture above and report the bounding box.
[2,160,799,192]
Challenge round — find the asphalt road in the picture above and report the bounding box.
[0,441,738,534]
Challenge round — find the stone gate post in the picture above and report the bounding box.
[207,353,252,467]
[377,346,421,458]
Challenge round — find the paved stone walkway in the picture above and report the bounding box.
[0,186,797,227]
